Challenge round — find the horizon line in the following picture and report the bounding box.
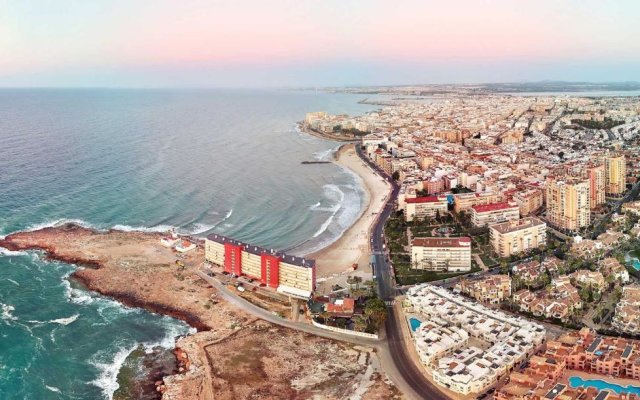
[1,80,640,91]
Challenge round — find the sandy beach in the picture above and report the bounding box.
[309,143,391,293]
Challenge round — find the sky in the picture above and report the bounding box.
[0,0,639,88]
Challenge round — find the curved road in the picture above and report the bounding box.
[197,145,452,400]
[356,146,450,400]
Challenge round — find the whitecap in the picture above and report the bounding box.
[184,223,216,235]
[0,248,28,257]
[141,319,195,353]
[312,214,336,238]
[24,218,98,232]
[49,314,79,326]
[27,314,79,326]
[45,385,61,393]
[110,224,174,233]
[6,278,20,286]
[90,345,138,400]
[312,144,341,161]
[1,303,17,322]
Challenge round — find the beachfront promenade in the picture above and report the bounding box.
[193,143,451,400]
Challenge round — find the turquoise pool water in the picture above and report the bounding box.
[409,318,422,332]
[624,252,640,271]
[569,376,640,395]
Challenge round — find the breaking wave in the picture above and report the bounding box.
[91,345,138,400]
[2,303,17,322]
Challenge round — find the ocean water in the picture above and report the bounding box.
[0,89,374,399]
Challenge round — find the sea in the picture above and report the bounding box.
[0,88,376,399]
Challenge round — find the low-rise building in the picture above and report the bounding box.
[613,285,640,335]
[600,257,630,284]
[470,201,520,227]
[411,237,472,271]
[404,284,545,395]
[490,217,547,258]
[456,274,512,304]
[569,270,606,292]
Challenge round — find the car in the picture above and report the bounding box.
[259,283,266,287]
[222,271,229,275]
[248,278,254,283]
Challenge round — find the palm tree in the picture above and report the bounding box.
[353,276,363,291]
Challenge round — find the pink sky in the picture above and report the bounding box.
[1,0,639,86]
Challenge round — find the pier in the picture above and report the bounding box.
[301,161,332,164]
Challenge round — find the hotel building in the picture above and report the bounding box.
[605,155,627,196]
[587,164,606,209]
[470,201,520,228]
[404,195,448,222]
[205,234,316,299]
[546,178,590,231]
[411,237,472,271]
[490,217,547,258]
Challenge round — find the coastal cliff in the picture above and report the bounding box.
[0,224,400,400]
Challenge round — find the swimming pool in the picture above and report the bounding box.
[409,318,422,332]
[624,252,640,271]
[569,376,640,395]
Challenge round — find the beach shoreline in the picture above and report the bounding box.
[308,143,392,293]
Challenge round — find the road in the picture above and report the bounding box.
[196,146,452,399]
[195,270,380,346]
[355,146,451,400]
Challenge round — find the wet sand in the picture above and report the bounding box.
[309,143,391,292]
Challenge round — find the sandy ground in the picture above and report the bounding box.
[0,224,401,400]
[310,144,391,294]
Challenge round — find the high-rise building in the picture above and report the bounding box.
[205,234,316,299]
[586,164,606,209]
[605,155,626,196]
[513,188,544,216]
[546,179,590,231]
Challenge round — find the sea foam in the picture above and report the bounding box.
[91,345,138,400]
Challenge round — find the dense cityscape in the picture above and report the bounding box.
[304,90,640,399]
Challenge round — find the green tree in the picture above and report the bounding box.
[392,171,400,181]
[365,297,388,328]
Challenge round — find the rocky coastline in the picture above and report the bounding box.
[0,223,400,400]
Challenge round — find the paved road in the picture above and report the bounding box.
[355,146,450,400]
[195,270,379,346]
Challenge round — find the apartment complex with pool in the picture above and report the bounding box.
[403,284,545,395]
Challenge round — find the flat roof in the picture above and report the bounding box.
[545,384,566,399]
[412,237,471,248]
[622,344,633,358]
[207,233,315,268]
[490,217,546,234]
[471,201,518,213]
[406,196,447,204]
[586,337,602,353]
